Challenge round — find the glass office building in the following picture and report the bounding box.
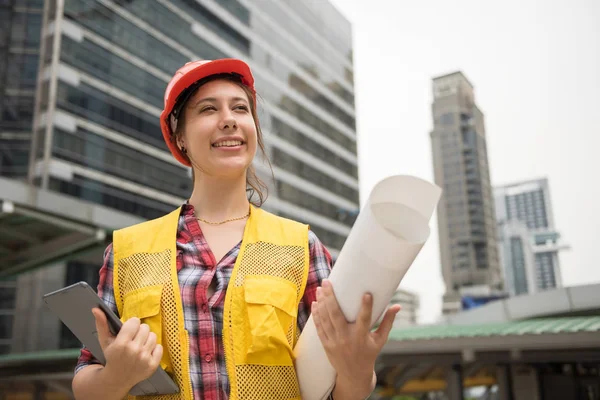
[11,0,357,250]
[0,0,44,177]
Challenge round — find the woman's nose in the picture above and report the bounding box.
[219,112,237,131]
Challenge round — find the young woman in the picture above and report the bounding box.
[71,58,400,400]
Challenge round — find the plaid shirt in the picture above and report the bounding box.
[75,204,333,399]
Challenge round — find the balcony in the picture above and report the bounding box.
[533,240,570,254]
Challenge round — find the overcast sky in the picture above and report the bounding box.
[328,0,600,323]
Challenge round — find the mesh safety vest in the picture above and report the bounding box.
[113,206,310,399]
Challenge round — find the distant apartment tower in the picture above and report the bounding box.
[389,288,419,328]
[495,178,568,296]
[430,72,503,314]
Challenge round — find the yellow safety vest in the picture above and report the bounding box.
[113,205,310,399]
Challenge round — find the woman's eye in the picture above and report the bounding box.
[235,105,249,112]
[200,106,216,113]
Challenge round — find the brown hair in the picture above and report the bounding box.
[171,74,272,206]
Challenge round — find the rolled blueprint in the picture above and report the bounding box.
[293,175,442,400]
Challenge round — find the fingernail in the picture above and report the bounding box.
[322,280,331,288]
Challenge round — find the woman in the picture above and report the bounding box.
[72,58,400,400]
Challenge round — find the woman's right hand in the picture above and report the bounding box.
[92,308,164,389]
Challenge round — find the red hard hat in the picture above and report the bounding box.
[160,59,256,167]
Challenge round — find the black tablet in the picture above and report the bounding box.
[43,281,179,396]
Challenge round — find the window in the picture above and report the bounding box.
[1,95,34,130]
[309,225,346,251]
[0,315,13,339]
[0,134,34,178]
[439,113,454,125]
[64,0,189,75]
[49,176,175,220]
[277,212,347,250]
[535,253,556,289]
[272,118,357,178]
[55,82,163,148]
[113,1,228,61]
[255,75,357,154]
[170,0,250,52]
[0,287,16,309]
[462,129,475,147]
[212,0,249,25]
[474,242,488,269]
[26,0,45,6]
[60,36,166,108]
[288,74,355,130]
[52,128,192,198]
[65,261,100,288]
[272,148,359,203]
[256,1,355,92]
[510,237,528,295]
[276,181,356,226]
[25,12,41,46]
[5,53,39,90]
[279,95,356,153]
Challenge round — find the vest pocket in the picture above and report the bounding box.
[242,275,298,366]
[121,284,163,352]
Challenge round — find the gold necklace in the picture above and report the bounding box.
[196,208,250,225]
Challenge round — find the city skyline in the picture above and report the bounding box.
[329,0,600,323]
[1,0,597,328]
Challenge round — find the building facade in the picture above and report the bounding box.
[0,0,44,178]
[0,0,45,359]
[495,178,568,296]
[429,71,503,314]
[389,288,419,328]
[0,0,357,359]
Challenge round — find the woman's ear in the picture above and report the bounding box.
[176,136,187,154]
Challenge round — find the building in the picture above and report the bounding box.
[0,0,357,394]
[0,0,46,359]
[2,0,357,245]
[0,0,43,178]
[429,71,503,314]
[389,288,419,328]
[496,219,537,296]
[495,178,568,296]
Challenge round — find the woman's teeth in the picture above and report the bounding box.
[213,141,243,147]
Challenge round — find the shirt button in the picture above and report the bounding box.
[205,354,213,363]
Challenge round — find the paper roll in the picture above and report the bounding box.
[293,175,442,400]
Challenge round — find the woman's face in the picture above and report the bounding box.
[177,79,258,179]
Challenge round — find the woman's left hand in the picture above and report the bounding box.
[312,279,401,398]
